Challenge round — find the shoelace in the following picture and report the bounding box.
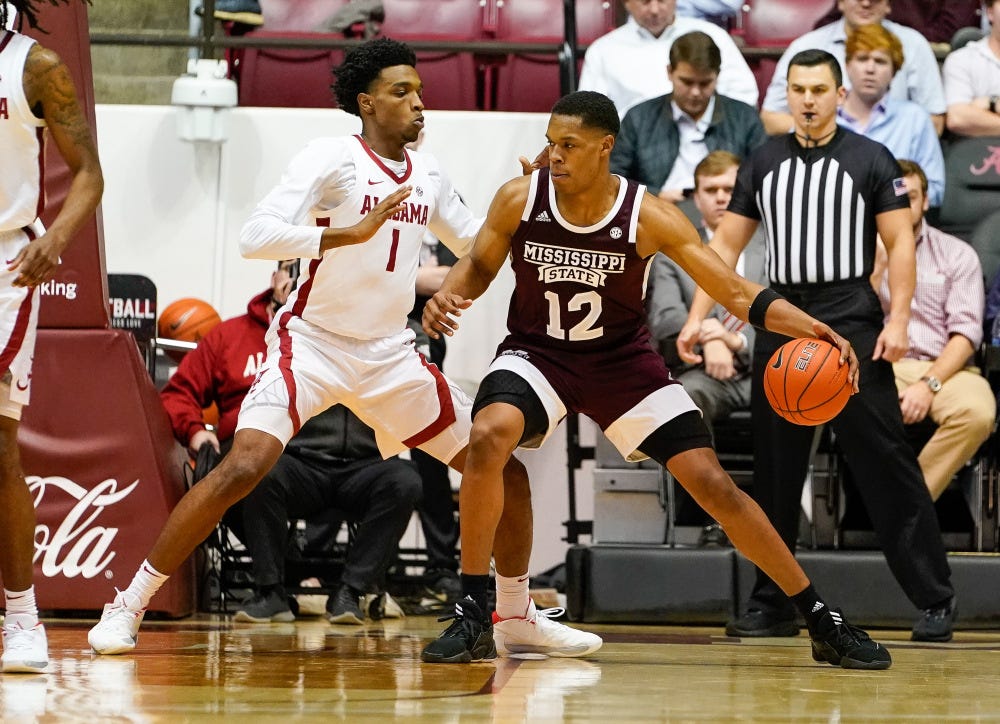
[534,607,566,621]
[3,625,39,652]
[436,600,488,638]
[829,616,872,646]
[106,589,143,619]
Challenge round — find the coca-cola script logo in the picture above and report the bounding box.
[969,146,1000,177]
[28,476,139,579]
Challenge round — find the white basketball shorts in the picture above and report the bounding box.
[236,314,472,464]
[0,227,40,416]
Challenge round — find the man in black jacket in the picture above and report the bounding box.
[611,31,767,203]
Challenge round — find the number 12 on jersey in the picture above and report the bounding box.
[544,290,603,341]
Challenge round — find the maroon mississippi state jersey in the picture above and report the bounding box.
[503,169,651,352]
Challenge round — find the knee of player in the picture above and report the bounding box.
[684,465,744,515]
[469,415,522,460]
[211,455,269,504]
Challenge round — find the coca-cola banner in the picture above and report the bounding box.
[22,0,109,329]
[19,329,195,616]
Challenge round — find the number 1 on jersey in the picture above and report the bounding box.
[386,228,400,272]
[544,290,603,341]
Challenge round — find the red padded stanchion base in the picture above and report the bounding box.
[19,328,195,617]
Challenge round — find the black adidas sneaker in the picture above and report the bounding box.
[810,609,892,670]
[421,596,497,664]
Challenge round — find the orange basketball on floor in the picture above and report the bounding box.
[763,338,852,426]
[158,297,222,361]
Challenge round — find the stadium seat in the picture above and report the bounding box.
[492,0,616,113]
[378,0,485,110]
[938,136,1000,241]
[740,0,831,48]
[740,0,832,108]
[236,31,343,108]
[970,209,1000,287]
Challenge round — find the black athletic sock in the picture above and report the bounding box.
[460,574,490,615]
[790,584,828,635]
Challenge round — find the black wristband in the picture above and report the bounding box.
[748,288,784,328]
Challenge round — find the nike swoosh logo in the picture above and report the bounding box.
[771,349,784,369]
[367,179,384,185]
[169,308,197,331]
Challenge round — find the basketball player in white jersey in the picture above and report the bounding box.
[423,91,892,671]
[89,38,583,662]
[0,0,103,673]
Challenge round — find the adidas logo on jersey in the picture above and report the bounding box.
[534,210,551,222]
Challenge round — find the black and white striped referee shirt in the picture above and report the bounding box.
[728,127,909,286]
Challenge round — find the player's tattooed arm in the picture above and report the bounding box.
[10,45,103,288]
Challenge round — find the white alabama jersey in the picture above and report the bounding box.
[0,31,46,232]
[241,134,480,340]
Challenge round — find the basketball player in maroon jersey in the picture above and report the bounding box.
[422,91,891,670]
[0,0,103,673]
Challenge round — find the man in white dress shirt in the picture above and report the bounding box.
[579,0,758,117]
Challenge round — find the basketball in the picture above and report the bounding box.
[157,297,221,361]
[763,338,852,426]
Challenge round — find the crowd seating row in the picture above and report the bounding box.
[233,0,616,112]
[231,0,855,113]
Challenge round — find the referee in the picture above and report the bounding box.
[678,49,955,643]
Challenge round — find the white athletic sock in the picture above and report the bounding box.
[495,572,532,620]
[119,559,169,611]
[4,586,39,629]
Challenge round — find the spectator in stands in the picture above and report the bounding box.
[873,159,995,501]
[646,151,766,434]
[943,0,1000,137]
[611,31,767,203]
[160,261,422,625]
[675,0,741,26]
[837,24,944,206]
[579,0,758,117]
[409,232,463,603]
[760,0,946,136]
[813,0,982,47]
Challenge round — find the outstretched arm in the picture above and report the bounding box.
[637,197,858,384]
[11,44,103,288]
[423,177,527,340]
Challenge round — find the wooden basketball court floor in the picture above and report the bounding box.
[3,615,1000,721]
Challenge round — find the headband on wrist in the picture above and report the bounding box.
[748,288,784,328]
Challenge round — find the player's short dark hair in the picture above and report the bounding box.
[669,31,721,74]
[897,159,928,195]
[332,38,417,116]
[787,49,843,88]
[551,91,620,137]
[2,0,88,32]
